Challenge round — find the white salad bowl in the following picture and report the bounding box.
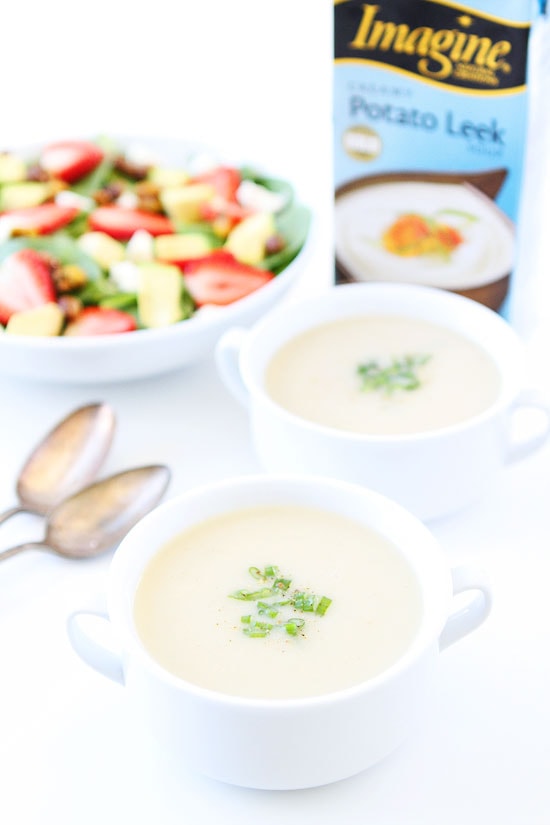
[0,256,309,383]
[67,474,491,790]
[216,283,550,522]
[0,136,313,384]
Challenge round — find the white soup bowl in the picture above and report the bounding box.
[67,474,491,790]
[216,283,550,521]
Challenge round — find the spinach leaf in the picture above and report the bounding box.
[98,292,138,311]
[180,283,196,319]
[239,167,294,211]
[172,220,223,247]
[71,136,120,197]
[62,212,90,239]
[0,235,102,280]
[75,277,122,305]
[261,203,311,274]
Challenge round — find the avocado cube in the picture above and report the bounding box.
[77,232,126,270]
[6,302,64,336]
[0,153,27,183]
[155,233,212,263]
[138,262,183,328]
[148,167,190,188]
[0,182,52,211]
[225,212,276,265]
[160,183,215,223]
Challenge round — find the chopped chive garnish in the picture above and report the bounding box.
[243,627,271,638]
[273,578,291,591]
[285,618,305,636]
[436,207,478,223]
[357,354,431,395]
[229,566,332,639]
[316,596,332,616]
[229,587,274,601]
[293,592,316,612]
[243,619,273,638]
[257,601,279,619]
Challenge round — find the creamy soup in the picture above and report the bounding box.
[264,315,501,435]
[133,505,423,700]
[335,181,514,291]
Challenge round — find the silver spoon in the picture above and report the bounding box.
[0,403,116,526]
[0,465,170,562]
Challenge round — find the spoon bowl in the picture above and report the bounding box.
[0,465,171,562]
[0,403,116,525]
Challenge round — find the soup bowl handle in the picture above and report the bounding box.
[67,606,124,686]
[439,565,492,651]
[504,389,550,464]
[215,327,250,409]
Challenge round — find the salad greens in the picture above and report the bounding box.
[229,564,332,639]
[0,137,310,336]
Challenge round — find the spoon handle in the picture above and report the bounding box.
[0,505,29,527]
[0,542,49,562]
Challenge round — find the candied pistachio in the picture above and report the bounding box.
[114,155,150,181]
[52,264,88,293]
[35,251,59,272]
[134,180,162,212]
[46,179,69,198]
[135,180,161,198]
[265,234,286,255]
[26,164,50,183]
[57,294,83,321]
[136,193,163,213]
[92,183,124,206]
[11,227,40,237]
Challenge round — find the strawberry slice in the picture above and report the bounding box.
[0,249,56,324]
[183,251,274,306]
[199,198,251,225]
[192,166,241,202]
[64,306,137,336]
[89,207,174,241]
[193,169,247,235]
[1,204,79,235]
[40,140,104,183]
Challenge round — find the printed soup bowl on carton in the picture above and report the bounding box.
[333,0,548,313]
[67,474,492,790]
[216,283,550,521]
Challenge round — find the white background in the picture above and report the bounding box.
[0,2,550,824]
[0,0,333,221]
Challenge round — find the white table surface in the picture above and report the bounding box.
[0,2,549,823]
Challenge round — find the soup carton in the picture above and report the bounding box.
[333,0,548,314]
